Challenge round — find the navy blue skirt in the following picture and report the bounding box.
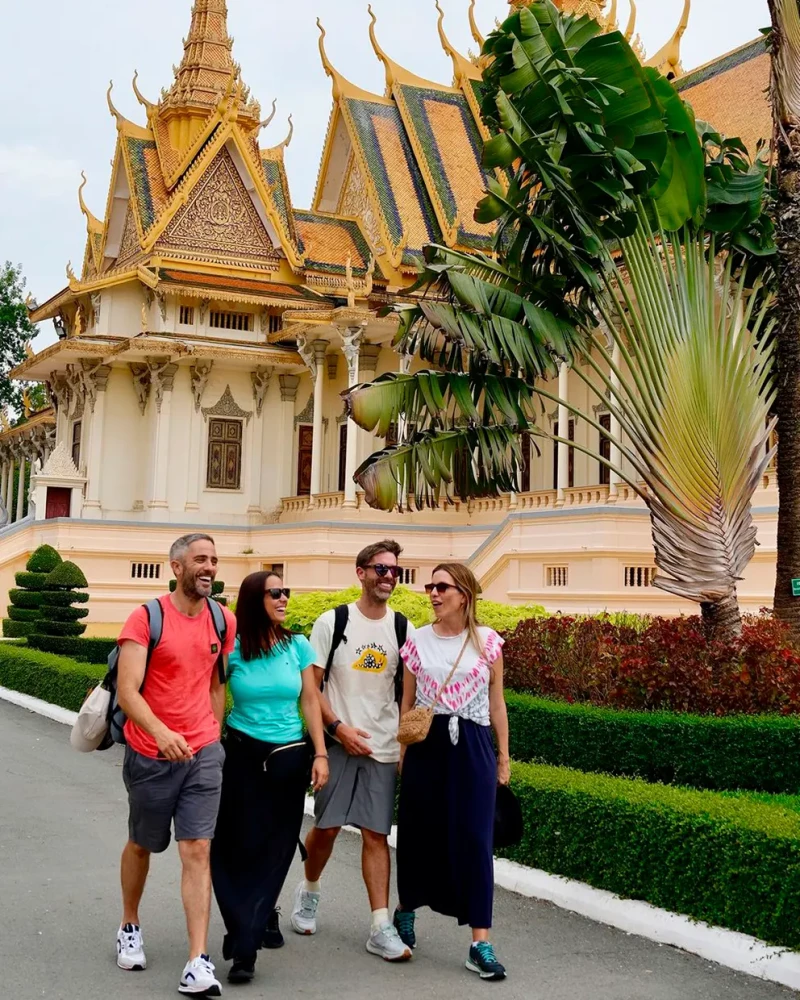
[397,714,497,928]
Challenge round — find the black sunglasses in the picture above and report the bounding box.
[264,587,291,600]
[425,582,462,595]
[365,564,403,579]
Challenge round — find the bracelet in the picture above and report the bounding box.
[314,754,329,760]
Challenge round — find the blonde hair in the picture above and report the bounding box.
[431,562,484,655]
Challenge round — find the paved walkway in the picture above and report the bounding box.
[0,700,795,1000]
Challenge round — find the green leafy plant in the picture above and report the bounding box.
[30,559,90,645]
[344,2,776,642]
[0,642,105,711]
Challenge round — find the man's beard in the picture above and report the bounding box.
[181,572,212,599]
[365,577,392,604]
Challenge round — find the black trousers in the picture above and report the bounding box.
[211,727,309,959]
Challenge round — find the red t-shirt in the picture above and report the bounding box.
[118,595,236,759]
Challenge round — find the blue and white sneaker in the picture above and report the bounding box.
[179,954,222,996]
[116,923,146,971]
[466,942,507,981]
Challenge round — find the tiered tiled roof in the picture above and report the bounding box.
[294,211,381,278]
[678,38,771,156]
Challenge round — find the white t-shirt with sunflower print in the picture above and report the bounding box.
[310,603,414,763]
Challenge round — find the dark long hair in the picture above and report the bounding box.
[236,571,293,661]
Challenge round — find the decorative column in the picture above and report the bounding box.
[15,454,26,522]
[341,326,363,507]
[146,358,178,516]
[185,360,213,512]
[5,456,15,522]
[608,342,622,502]
[279,375,300,500]
[248,367,272,520]
[299,338,329,503]
[556,362,570,506]
[81,362,112,517]
[0,458,8,511]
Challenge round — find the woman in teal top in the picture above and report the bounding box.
[211,572,328,985]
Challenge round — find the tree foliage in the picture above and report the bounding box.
[0,262,38,415]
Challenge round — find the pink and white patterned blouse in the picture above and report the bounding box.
[400,625,504,729]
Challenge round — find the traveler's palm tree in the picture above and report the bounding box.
[344,1,775,638]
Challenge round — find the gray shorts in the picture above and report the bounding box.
[314,742,397,836]
[122,741,225,853]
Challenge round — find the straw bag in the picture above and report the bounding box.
[397,635,470,746]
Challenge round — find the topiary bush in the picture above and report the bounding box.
[0,642,105,712]
[31,558,90,645]
[2,545,65,638]
[27,634,116,664]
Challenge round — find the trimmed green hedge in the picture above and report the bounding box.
[27,635,116,664]
[0,642,104,712]
[2,619,37,638]
[46,606,90,623]
[7,607,42,622]
[27,545,61,573]
[506,693,800,793]
[503,761,800,948]
[40,591,89,607]
[8,590,46,609]
[15,572,48,591]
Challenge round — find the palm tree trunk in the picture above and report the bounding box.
[700,592,743,643]
[769,0,800,638]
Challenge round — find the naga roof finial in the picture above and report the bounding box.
[367,5,395,93]
[259,98,278,131]
[468,0,485,49]
[132,70,155,112]
[106,81,124,130]
[646,0,691,79]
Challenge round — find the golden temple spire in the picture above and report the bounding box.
[646,0,691,80]
[625,0,637,39]
[162,0,258,121]
[508,0,607,16]
[602,0,618,31]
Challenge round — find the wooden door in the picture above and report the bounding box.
[45,487,71,520]
[338,423,348,492]
[297,425,313,496]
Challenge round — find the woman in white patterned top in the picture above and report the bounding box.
[391,562,510,981]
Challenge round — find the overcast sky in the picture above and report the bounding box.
[0,0,768,351]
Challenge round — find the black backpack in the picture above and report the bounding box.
[322,604,408,704]
[100,596,228,750]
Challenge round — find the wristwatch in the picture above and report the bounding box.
[327,720,343,737]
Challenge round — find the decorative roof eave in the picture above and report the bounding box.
[436,1,483,87]
[368,4,458,95]
[0,408,56,447]
[29,287,75,323]
[316,18,394,106]
[155,280,327,310]
[8,339,119,382]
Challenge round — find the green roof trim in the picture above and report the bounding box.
[677,37,768,93]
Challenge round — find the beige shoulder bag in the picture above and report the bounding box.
[397,634,471,746]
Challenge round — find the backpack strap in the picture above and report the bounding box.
[393,611,408,704]
[143,598,164,664]
[206,597,228,685]
[322,604,349,691]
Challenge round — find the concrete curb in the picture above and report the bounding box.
[3,684,799,990]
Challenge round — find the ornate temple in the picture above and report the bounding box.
[0,0,776,629]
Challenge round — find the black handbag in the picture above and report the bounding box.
[494,783,524,849]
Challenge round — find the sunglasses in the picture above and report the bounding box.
[365,564,403,579]
[264,587,291,600]
[425,582,462,595]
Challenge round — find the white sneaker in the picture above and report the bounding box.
[290,880,320,935]
[116,923,146,971]
[366,922,413,962]
[179,955,222,996]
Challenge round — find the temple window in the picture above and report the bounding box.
[268,314,283,335]
[71,421,82,470]
[625,566,656,588]
[207,418,243,490]
[209,310,254,332]
[546,566,569,588]
[179,305,195,326]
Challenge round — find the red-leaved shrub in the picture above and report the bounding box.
[502,614,800,715]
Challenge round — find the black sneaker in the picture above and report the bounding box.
[466,942,507,981]
[263,907,285,949]
[393,908,416,949]
[228,954,256,984]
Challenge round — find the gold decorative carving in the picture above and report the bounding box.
[159,147,281,267]
[116,204,140,265]
[340,160,385,257]
[202,385,253,424]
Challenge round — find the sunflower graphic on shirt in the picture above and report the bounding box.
[351,643,389,675]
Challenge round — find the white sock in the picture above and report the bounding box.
[305,878,321,893]
[371,907,390,932]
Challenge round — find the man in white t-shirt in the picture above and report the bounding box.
[290,539,414,962]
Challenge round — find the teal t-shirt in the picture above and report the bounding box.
[227,634,317,744]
